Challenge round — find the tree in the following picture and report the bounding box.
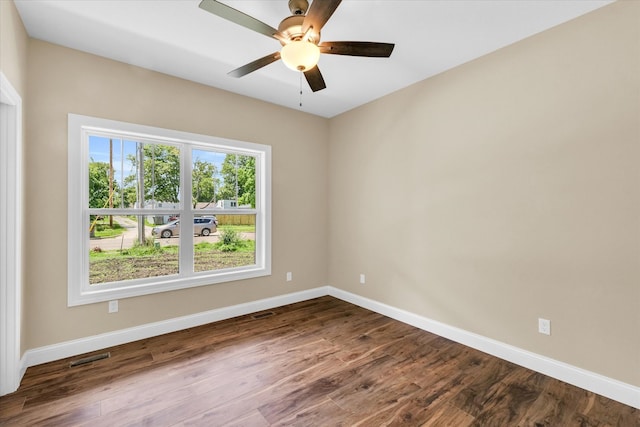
[192,158,219,208]
[218,154,256,208]
[237,156,255,207]
[124,143,180,205]
[89,161,117,209]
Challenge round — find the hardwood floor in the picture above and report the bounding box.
[1,296,637,426]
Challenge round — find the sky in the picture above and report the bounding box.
[88,135,227,186]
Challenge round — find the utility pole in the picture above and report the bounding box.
[137,143,145,244]
[109,139,114,227]
[235,155,238,205]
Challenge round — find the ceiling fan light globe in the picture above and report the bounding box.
[281,40,320,72]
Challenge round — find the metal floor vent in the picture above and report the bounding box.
[252,311,275,319]
[69,352,111,367]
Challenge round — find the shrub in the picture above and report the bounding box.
[217,228,242,252]
[220,228,240,245]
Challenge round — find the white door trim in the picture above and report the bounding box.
[0,71,24,396]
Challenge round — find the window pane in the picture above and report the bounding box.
[140,142,181,208]
[88,136,129,209]
[194,214,256,273]
[192,148,224,210]
[192,149,257,210]
[88,136,181,209]
[89,214,179,284]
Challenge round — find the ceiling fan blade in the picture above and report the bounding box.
[199,0,285,41]
[302,0,342,36]
[319,41,395,57]
[228,52,281,78]
[304,66,326,92]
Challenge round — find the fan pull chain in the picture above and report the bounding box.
[299,72,303,108]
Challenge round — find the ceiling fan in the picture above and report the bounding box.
[198,0,395,92]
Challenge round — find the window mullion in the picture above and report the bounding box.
[180,146,193,276]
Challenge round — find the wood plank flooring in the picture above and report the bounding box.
[1,296,637,426]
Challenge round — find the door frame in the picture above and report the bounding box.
[0,71,23,396]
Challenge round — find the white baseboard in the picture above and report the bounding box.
[327,286,640,410]
[19,285,639,409]
[23,287,327,368]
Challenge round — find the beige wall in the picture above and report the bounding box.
[0,0,28,96]
[24,40,328,349]
[328,0,640,387]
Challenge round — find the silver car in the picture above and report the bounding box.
[152,217,218,238]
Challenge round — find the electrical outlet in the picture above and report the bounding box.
[360,274,366,284]
[286,272,292,282]
[108,300,118,313]
[538,318,551,335]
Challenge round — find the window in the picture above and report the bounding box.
[68,114,271,306]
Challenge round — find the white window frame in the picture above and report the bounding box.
[68,114,271,306]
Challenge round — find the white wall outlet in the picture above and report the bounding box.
[286,272,292,282]
[108,300,119,313]
[360,274,366,284]
[538,318,551,335]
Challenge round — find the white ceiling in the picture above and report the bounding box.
[15,0,612,118]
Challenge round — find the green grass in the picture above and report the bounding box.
[218,225,255,233]
[92,218,125,238]
[193,242,217,251]
[90,244,175,260]
[126,215,156,227]
[193,239,259,253]
[90,239,253,260]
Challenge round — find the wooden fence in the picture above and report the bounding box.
[215,214,255,226]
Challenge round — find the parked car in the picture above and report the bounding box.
[152,216,218,238]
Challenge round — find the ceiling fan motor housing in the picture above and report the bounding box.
[288,0,309,15]
[278,15,319,45]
